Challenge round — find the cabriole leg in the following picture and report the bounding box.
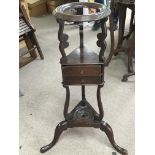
[40,121,68,153]
[100,121,128,155]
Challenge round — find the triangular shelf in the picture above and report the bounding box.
[60,46,104,65]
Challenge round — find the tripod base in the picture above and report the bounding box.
[40,100,128,155]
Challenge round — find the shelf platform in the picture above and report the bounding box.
[60,46,104,65]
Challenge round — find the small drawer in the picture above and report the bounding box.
[63,76,103,85]
[62,65,102,77]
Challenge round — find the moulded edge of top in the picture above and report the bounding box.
[53,2,111,22]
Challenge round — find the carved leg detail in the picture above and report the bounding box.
[63,86,70,119]
[40,121,68,153]
[97,85,104,121]
[100,121,128,155]
[97,18,108,61]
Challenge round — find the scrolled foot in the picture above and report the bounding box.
[122,72,135,82]
[122,75,128,82]
[100,121,128,155]
[40,145,52,153]
[40,120,68,153]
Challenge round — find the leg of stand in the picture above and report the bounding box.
[97,85,104,120]
[79,23,84,48]
[116,4,127,55]
[63,86,70,118]
[122,72,135,82]
[127,32,135,73]
[81,85,86,100]
[100,121,128,155]
[40,120,68,153]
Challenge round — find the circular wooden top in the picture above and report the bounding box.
[114,0,135,4]
[53,2,111,22]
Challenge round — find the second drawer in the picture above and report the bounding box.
[62,65,102,77]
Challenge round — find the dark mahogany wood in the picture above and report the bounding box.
[122,31,135,81]
[62,76,102,85]
[62,65,102,77]
[105,0,135,81]
[127,31,134,73]
[40,99,128,155]
[105,12,115,65]
[79,23,84,48]
[40,2,127,155]
[117,3,127,50]
[60,46,104,65]
[122,72,135,82]
[56,18,69,59]
[100,121,128,155]
[40,121,68,153]
[81,85,86,100]
[97,85,104,120]
[97,17,108,61]
[63,85,70,118]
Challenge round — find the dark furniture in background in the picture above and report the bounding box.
[40,2,128,155]
[19,1,44,68]
[106,0,135,81]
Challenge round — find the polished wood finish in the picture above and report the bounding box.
[63,85,70,118]
[105,0,135,81]
[60,47,104,65]
[63,76,102,85]
[40,2,127,155]
[114,0,134,5]
[122,31,135,81]
[41,100,127,155]
[117,3,127,50]
[97,17,108,61]
[62,65,102,77]
[62,65,103,85]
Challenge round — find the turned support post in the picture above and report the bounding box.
[79,23,84,49]
[97,85,104,120]
[63,85,70,118]
[81,85,86,100]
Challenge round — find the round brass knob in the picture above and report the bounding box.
[81,79,85,83]
[80,70,84,75]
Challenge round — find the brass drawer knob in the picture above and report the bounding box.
[81,79,85,83]
[80,70,84,75]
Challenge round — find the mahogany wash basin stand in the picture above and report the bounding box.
[40,2,128,155]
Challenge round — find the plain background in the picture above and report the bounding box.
[0,1,155,155]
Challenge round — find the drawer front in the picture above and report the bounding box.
[62,65,102,77]
[63,76,103,85]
